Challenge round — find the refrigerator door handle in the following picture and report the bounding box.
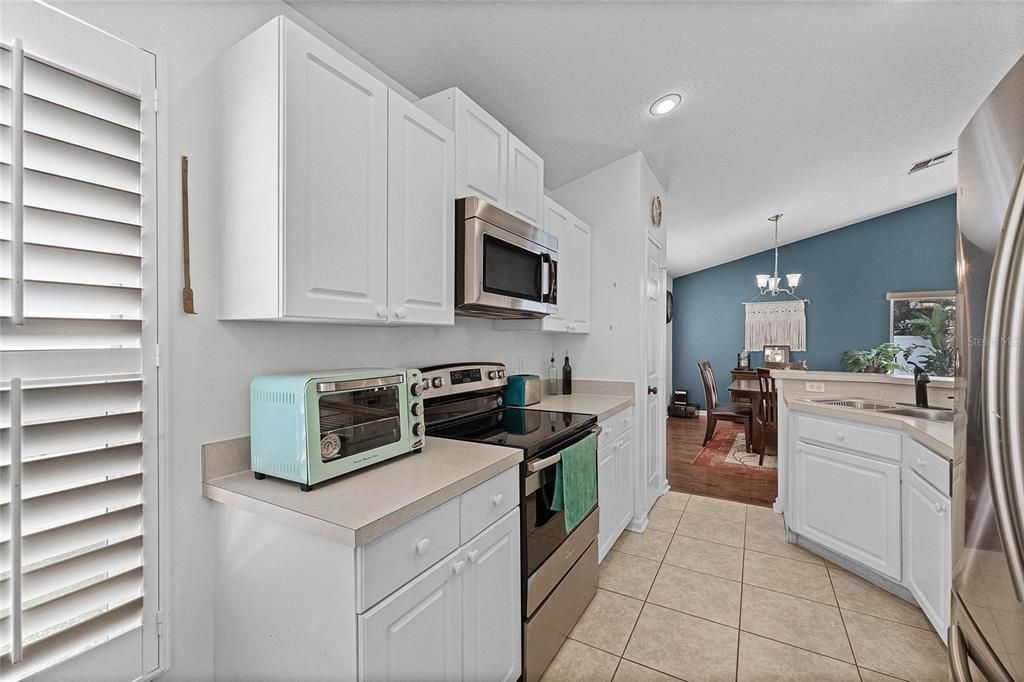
[949,593,1014,682]
[982,156,1024,602]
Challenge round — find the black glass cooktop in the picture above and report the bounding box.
[427,408,596,459]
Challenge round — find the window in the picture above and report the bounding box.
[1,2,160,679]
[888,291,956,377]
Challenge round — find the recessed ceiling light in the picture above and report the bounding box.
[650,93,682,116]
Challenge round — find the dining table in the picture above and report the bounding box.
[727,378,777,453]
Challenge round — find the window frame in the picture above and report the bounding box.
[886,290,956,377]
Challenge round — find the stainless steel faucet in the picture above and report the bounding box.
[910,362,930,408]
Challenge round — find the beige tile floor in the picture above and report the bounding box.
[541,492,949,682]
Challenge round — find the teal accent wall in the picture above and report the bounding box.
[671,194,957,406]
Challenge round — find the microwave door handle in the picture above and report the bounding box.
[539,253,551,302]
[545,255,558,304]
[982,157,1024,602]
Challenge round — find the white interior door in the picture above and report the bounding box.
[644,234,667,510]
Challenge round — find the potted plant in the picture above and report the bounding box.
[842,343,907,374]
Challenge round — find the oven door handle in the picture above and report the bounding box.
[526,425,602,473]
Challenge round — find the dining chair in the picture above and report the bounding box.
[697,361,752,452]
[755,368,779,464]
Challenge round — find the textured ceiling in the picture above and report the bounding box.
[287,1,1024,276]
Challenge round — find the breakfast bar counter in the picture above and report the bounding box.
[202,435,522,546]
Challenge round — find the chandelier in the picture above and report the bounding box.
[755,214,802,296]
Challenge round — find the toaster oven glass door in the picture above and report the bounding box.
[318,384,402,462]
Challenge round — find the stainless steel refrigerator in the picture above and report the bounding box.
[951,54,1024,682]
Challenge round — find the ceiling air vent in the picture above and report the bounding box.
[908,150,956,174]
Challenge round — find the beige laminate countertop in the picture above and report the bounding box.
[203,436,522,546]
[785,396,954,461]
[524,393,634,421]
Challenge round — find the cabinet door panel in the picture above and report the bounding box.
[569,217,592,333]
[359,549,463,681]
[616,431,635,534]
[462,510,521,682]
[387,91,454,325]
[456,93,507,205]
[794,443,901,579]
[543,198,571,331]
[283,21,388,320]
[905,473,951,641]
[508,133,544,226]
[597,442,617,561]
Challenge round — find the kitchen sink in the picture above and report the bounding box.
[812,398,896,411]
[878,406,954,422]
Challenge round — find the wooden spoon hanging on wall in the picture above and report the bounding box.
[181,155,197,314]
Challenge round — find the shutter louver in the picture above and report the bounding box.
[0,33,150,679]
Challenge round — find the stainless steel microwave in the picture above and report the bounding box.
[455,197,558,319]
[250,368,424,490]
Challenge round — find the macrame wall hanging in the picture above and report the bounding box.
[744,299,807,352]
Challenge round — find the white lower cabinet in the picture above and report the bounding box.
[904,470,951,642]
[360,548,464,681]
[596,406,635,561]
[788,410,952,641]
[359,509,521,682]
[793,442,902,580]
[462,511,522,682]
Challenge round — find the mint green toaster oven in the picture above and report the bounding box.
[250,368,424,490]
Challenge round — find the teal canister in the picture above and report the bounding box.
[504,374,542,406]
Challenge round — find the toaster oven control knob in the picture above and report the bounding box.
[412,423,425,437]
[411,402,424,416]
[431,377,444,388]
[410,382,422,397]
[488,370,499,380]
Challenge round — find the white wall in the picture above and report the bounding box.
[552,151,669,522]
[48,2,586,679]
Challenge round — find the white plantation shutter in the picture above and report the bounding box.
[0,2,159,679]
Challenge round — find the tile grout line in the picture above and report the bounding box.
[828,560,862,679]
[615,495,686,680]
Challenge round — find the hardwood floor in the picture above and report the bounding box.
[666,415,778,507]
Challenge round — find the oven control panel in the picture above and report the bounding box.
[419,363,507,400]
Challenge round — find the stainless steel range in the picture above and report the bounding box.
[421,362,599,682]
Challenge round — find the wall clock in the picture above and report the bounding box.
[651,195,663,228]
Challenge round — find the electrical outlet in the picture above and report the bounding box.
[805,382,826,393]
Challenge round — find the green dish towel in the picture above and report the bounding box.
[551,433,597,533]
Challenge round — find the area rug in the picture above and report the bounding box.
[691,424,778,478]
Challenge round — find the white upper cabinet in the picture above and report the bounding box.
[418,88,545,227]
[220,17,453,325]
[281,18,389,321]
[494,197,591,334]
[387,91,455,325]
[507,133,545,226]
